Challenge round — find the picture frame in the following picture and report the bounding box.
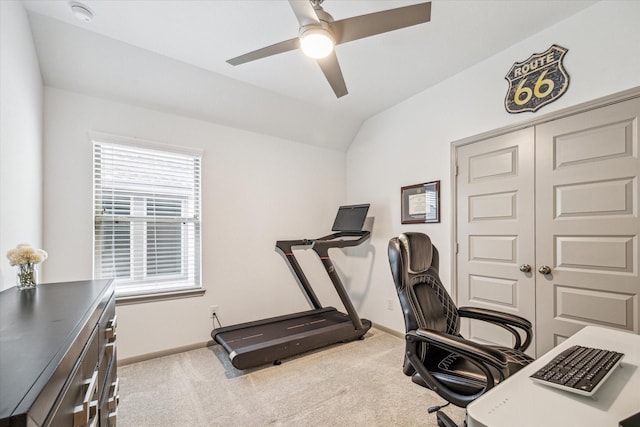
[401,181,440,224]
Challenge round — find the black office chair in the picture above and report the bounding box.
[388,232,534,427]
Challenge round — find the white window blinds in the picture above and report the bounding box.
[93,139,201,296]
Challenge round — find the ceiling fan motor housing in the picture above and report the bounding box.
[312,6,334,25]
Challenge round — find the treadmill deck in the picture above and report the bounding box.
[212,307,370,369]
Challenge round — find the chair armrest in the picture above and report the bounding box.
[458,306,532,330]
[458,306,533,352]
[410,329,508,370]
[405,329,508,408]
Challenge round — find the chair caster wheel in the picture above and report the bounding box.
[273,360,282,365]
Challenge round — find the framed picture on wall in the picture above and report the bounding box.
[401,181,440,224]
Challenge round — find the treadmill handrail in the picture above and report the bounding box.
[314,230,370,247]
[275,230,370,251]
[275,230,371,331]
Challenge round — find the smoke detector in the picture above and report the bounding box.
[69,2,94,23]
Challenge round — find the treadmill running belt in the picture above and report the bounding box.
[217,310,351,346]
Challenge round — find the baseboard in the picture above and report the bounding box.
[118,341,210,366]
[372,322,404,339]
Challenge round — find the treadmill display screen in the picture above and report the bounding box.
[331,204,370,232]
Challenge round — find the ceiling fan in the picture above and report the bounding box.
[227,0,432,98]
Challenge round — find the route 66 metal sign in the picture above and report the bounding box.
[505,44,570,113]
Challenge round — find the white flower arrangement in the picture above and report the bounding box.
[6,243,48,266]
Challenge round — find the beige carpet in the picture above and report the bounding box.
[117,328,466,426]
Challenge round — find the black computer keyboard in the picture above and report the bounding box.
[530,345,624,396]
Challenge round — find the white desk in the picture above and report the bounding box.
[467,326,640,427]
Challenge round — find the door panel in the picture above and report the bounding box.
[555,178,634,217]
[535,97,640,355]
[469,275,518,308]
[554,285,634,328]
[457,128,536,352]
[553,117,634,167]
[555,235,634,272]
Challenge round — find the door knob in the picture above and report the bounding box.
[538,265,552,275]
[519,264,532,273]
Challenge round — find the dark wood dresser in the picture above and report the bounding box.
[0,279,118,427]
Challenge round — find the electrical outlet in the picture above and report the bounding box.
[386,299,394,311]
[209,305,218,319]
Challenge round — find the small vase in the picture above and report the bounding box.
[17,263,38,290]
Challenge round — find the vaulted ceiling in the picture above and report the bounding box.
[22,0,597,150]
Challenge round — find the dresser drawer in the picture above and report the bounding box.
[98,295,117,397]
[46,326,100,427]
[98,293,118,427]
[99,358,119,427]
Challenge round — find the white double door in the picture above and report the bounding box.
[456,96,640,357]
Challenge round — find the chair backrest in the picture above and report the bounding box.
[388,232,460,337]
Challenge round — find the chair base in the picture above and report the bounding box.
[436,410,463,427]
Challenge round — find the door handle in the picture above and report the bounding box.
[519,264,532,273]
[538,265,551,275]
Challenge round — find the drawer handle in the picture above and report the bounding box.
[108,377,120,410]
[106,342,117,358]
[88,402,99,427]
[106,315,118,340]
[108,408,118,427]
[108,394,120,412]
[73,370,99,427]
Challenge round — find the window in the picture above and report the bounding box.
[93,137,201,297]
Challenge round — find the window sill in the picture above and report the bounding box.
[115,287,205,305]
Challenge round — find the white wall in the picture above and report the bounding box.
[43,88,349,360]
[0,1,43,291]
[15,0,640,362]
[346,1,640,332]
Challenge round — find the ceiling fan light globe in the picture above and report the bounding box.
[300,28,334,59]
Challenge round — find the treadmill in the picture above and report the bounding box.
[212,204,372,370]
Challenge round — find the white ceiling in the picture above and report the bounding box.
[22,0,598,150]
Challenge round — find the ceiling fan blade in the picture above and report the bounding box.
[316,52,348,98]
[330,2,431,45]
[288,0,320,27]
[227,37,300,66]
